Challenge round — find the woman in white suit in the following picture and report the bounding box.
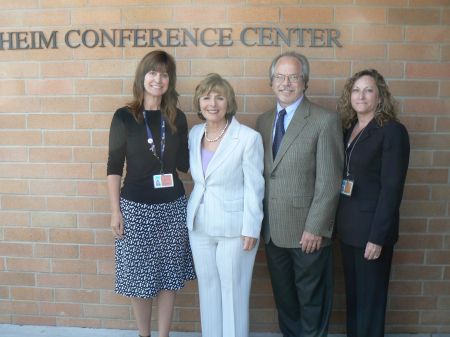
[187,73,264,337]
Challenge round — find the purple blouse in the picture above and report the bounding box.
[201,146,215,203]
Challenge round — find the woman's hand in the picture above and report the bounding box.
[242,236,258,251]
[364,242,382,260]
[111,211,124,239]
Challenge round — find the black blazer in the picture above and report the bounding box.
[335,118,410,248]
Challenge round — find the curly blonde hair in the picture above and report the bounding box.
[337,69,399,132]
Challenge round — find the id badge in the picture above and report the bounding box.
[153,174,174,188]
[341,174,354,197]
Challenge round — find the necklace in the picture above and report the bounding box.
[204,119,229,142]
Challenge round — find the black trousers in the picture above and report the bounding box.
[265,240,334,337]
[340,241,394,337]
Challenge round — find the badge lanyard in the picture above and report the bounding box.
[143,110,165,174]
[341,124,367,197]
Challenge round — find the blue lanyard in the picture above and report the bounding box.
[143,110,165,174]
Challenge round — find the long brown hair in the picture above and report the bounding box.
[337,69,399,132]
[128,50,179,133]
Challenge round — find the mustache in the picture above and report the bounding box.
[278,86,295,91]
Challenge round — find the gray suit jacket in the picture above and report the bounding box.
[256,96,344,248]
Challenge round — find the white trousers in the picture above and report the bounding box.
[189,205,258,337]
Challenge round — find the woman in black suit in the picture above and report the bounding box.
[336,69,410,337]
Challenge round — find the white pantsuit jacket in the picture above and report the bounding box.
[187,117,264,239]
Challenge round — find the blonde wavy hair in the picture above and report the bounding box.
[337,69,399,132]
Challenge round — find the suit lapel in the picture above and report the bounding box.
[194,123,207,182]
[262,108,277,167]
[351,117,379,145]
[271,97,310,172]
[204,117,240,180]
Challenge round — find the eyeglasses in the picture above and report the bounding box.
[274,74,302,83]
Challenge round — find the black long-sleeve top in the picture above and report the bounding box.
[107,107,189,205]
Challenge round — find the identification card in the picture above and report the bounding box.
[341,174,354,197]
[153,174,174,188]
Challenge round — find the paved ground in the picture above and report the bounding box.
[1,325,449,337]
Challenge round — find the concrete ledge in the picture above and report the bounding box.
[0,325,449,337]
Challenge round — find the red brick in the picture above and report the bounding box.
[429,218,450,233]
[406,27,450,43]
[356,0,406,4]
[0,212,30,227]
[40,62,88,78]
[436,116,450,132]
[51,259,97,274]
[390,44,440,61]
[400,201,447,217]
[10,287,53,301]
[123,7,172,23]
[74,113,114,129]
[0,300,38,314]
[42,97,89,113]
[281,7,333,23]
[43,131,91,146]
[0,97,40,113]
[433,151,450,166]
[82,275,115,289]
[78,213,111,229]
[29,147,72,163]
[76,181,108,196]
[426,251,450,265]
[228,43,281,59]
[398,116,435,132]
[175,7,226,23]
[385,310,420,325]
[389,80,438,97]
[74,79,123,95]
[30,180,75,195]
[34,243,79,258]
[0,115,26,130]
[49,228,94,244]
[0,179,28,194]
[402,185,430,200]
[389,8,440,25]
[410,133,450,151]
[396,234,443,249]
[390,296,437,310]
[353,25,404,42]
[84,303,130,319]
[0,62,38,78]
[0,163,45,178]
[3,227,47,242]
[93,197,111,212]
[89,60,138,77]
[399,218,428,233]
[93,164,107,179]
[406,168,448,184]
[36,273,81,288]
[26,79,73,95]
[0,147,27,163]
[409,150,432,167]
[353,61,404,78]
[40,302,83,317]
[25,45,73,61]
[80,245,114,260]
[92,131,109,146]
[72,8,121,25]
[31,213,77,228]
[46,164,92,179]
[392,250,424,264]
[421,311,450,324]
[12,315,55,326]
[192,60,243,77]
[100,290,130,305]
[336,43,387,60]
[0,80,25,96]
[98,260,115,274]
[23,9,70,26]
[0,243,32,257]
[40,0,88,7]
[73,147,108,163]
[0,0,38,9]
[406,63,450,79]
[336,8,387,24]
[1,196,46,211]
[56,317,101,328]
[6,257,50,272]
[0,272,35,286]
[410,0,448,6]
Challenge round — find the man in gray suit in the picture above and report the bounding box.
[256,52,344,337]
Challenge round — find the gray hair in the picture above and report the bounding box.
[269,52,309,91]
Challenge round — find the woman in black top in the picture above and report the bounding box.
[336,69,410,337]
[107,50,195,337]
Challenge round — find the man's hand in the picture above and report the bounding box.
[300,231,322,253]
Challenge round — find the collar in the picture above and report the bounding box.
[277,95,303,117]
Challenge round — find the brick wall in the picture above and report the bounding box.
[0,1,449,334]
